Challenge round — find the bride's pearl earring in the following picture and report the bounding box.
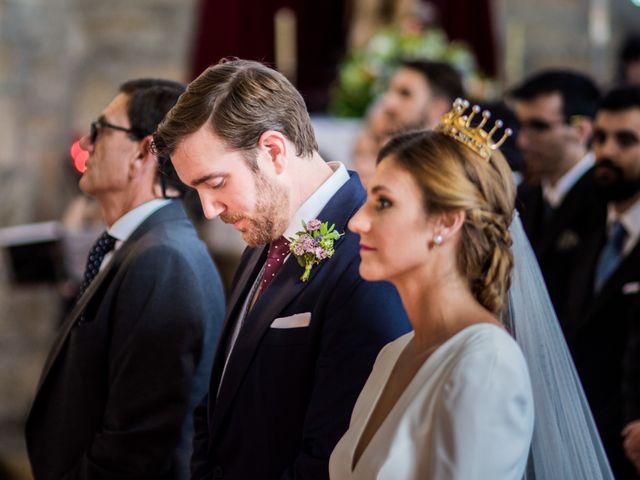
[434,234,444,245]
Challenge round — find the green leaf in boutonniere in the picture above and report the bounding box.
[287,219,343,282]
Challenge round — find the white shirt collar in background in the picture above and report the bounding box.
[542,152,594,208]
[607,197,640,256]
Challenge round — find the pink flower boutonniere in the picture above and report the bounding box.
[288,219,343,282]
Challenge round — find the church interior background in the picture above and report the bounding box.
[0,0,639,477]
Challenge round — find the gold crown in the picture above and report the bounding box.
[436,98,512,160]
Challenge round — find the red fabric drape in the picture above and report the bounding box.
[427,0,496,76]
[189,0,495,110]
[189,0,347,111]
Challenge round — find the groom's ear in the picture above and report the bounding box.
[257,130,288,175]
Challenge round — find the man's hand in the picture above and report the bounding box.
[622,419,640,472]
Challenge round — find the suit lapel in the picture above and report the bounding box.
[208,172,366,441]
[206,245,267,411]
[564,227,604,335]
[34,246,122,395]
[583,241,640,323]
[535,171,591,256]
[517,186,544,246]
[33,202,183,397]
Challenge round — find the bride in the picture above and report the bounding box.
[329,100,613,479]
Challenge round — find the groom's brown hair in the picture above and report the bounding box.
[154,59,318,169]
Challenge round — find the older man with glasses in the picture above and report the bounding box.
[25,79,225,480]
[510,69,606,323]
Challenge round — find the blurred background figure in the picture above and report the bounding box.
[618,34,640,87]
[351,100,392,187]
[379,60,465,133]
[510,70,605,319]
[563,85,640,479]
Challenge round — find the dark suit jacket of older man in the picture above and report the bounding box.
[26,201,225,480]
[190,172,411,480]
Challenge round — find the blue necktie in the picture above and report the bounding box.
[78,231,116,299]
[593,221,628,293]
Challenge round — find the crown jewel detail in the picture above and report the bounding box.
[436,98,512,160]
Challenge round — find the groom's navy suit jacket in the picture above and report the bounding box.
[26,201,225,480]
[191,173,411,480]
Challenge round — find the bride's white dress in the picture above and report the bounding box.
[329,324,534,479]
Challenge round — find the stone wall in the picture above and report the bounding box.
[0,0,197,476]
[494,0,640,89]
[0,0,198,225]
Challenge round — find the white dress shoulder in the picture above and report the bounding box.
[329,323,534,480]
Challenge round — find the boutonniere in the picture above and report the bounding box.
[288,219,343,282]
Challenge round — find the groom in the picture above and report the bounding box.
[154,59,410,479]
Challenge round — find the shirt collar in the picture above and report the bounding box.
[541,152,594,208]
[283,162,349,240]
[108,198,171,244]
[607,197,640,255]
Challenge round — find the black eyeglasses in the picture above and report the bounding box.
[89,119,139,144]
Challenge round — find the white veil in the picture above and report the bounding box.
[507,212,614,479]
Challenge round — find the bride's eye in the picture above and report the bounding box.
[375,196,392,211]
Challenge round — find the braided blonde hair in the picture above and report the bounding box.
[378,130,516,314]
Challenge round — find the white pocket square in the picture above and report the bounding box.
[270,312,311,329]
[622,282,640,295]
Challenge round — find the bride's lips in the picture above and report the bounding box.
[359,243,376,252]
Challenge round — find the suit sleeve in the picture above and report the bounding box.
[62,245,210,479]
[190,394,212,480]
[281,261,410,480]
[623,299,640,424]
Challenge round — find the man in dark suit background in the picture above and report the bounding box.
[564,85,640,479]
[154,59,411,480]
[511,70,605,319]
[26,79,225,479]
[380,59,465,133]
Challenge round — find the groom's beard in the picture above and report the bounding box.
[593,158,640,202]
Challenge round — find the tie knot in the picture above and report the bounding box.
[610,221,628,251]
[267,236,290,259]
[77,231,117,301]
[98,230,116,246]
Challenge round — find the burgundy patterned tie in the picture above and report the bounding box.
[256,236,290,297]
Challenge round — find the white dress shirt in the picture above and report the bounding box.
[607,197,640,257]
[283,162,350,239]
[100,198,171,270]
[541,152,594,208]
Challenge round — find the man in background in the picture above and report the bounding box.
[511,69,605,320]
[380,59,465,133]
[564,85,640,479]
[26,79,225,479]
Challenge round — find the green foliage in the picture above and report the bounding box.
[329,27,496,118]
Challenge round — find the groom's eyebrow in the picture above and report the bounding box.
[191,172,227,187]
